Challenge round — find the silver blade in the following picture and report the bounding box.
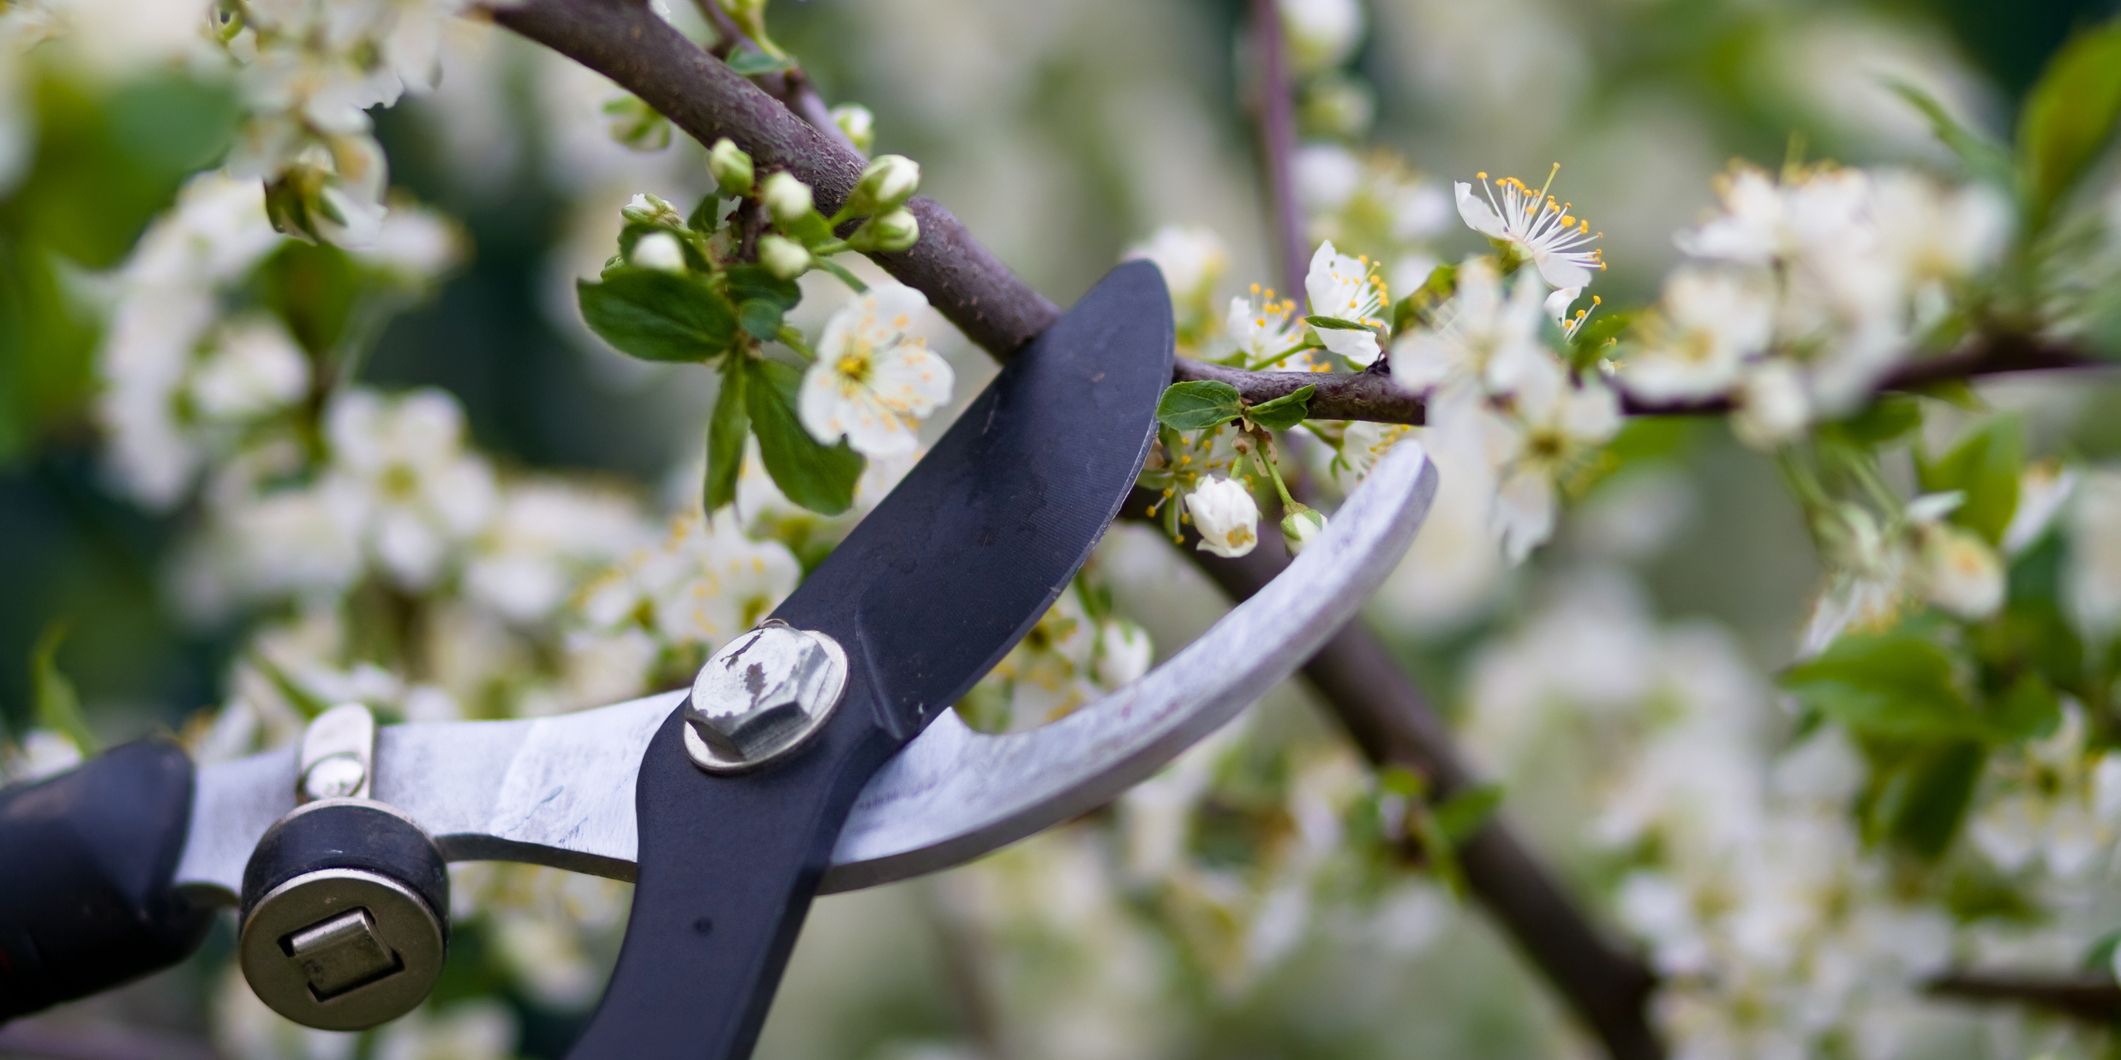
[175,440,1436,901]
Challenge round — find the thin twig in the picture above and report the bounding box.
[1925,969,2121,1024]
[1186,332,2108,425]
[1249,0,1309,303]
[689,0,859,155]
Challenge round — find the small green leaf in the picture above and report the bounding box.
[1991,673,2062,743]
[1431,783,1505,844]
[1885,79,2012,183]
[1390,262,1458,335]
[577,267,738,363]
[30,624,96,753]
[1243,384,1316,431]
[725,49,794,77]
[1304,315,1370,331]
[1568,309,1633,358]
[726,264,802,342]
[2018,22,2121,228]
[1156,380,1245,432]
[1917,416,2023,545]
[1782,630,1989,740]
[1823,394,1924,447]
[744,358,863,515]
[1869,740,1985,859]
[704,360,750,514]
[687,193,725,233]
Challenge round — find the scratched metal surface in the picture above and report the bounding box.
[175,439,1436,901]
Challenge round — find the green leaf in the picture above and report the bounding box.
[687,193,726,232]
[1390,262,1458,335]
[1156,380,1245,432]
[1782,630,1990,740]
[726,264,802,343]
[1916,416,2023,545]
[577,267,737,363]
[30,625,96,752]
[1991,673,2062,743]
[1822,394,1924,448]
[1431,783,1505,844]
[744,358,863,515]
[725,49,794,77]
[1869,740,1985,859]
[704,360,750,514]
[1886,79,2012,183]
[1304,315,1370,331]
[1568,308,1633,357]
[2018,22,2121,227]
[1243,385,1316,431]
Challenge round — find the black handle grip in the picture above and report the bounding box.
[0,738,214,1020]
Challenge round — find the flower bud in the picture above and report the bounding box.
[852,208,919,253]
[621,192,683,228]
[630,231,687,273]
[1918,524,2004,621]
[830,103,876,155]
[708,138,754,195]
[1186,477,1259,558]
[761,172,814,225]
[845,154,920,217]
[1280,506,1328,555]
[759,234,810,280]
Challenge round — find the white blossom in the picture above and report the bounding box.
[1970,706,2121,880]
[188,317,311,422]
[1620,267,1775,402]
[1454,166,1606,290]
[1434,355,1618,563]
[323,387,498,588]
[1388,257,1546,399]
[1185,476,1260,558]
[1303,240,1388,366]
[798,285,952,457]
[1675,164,1870,267]
[1094,619,1153,689]
[1731,361,1811,449]
[1914,522,2003,621]
[1224,284,1307,367]
[465,482,647,623]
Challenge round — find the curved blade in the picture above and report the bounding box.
[823,436,1436,890]
[174,427,1437,901]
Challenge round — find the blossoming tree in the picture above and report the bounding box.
[4,0,2121,1055]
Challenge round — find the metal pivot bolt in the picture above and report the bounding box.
[237,802,449,1031]
[684,621,849,773]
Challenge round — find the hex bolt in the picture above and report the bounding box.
[683,621,849,773]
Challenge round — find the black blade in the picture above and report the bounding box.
[574,262,1173,1058]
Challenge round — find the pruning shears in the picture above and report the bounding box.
[0,263,1439,1058]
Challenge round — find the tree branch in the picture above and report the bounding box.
[491,0,1061,357]
[1183,332,2109,425]
[1924,969,2121,1025]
